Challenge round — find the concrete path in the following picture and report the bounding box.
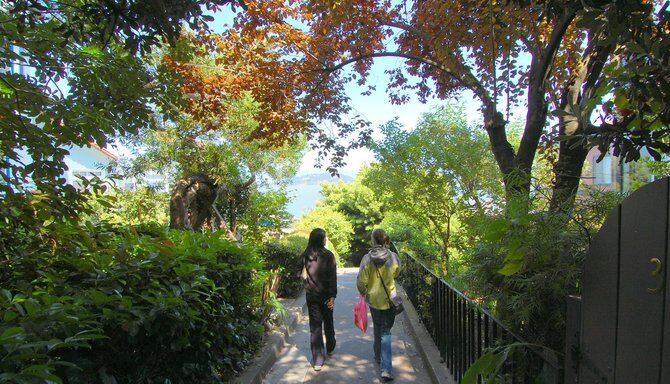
[262,268,432,384]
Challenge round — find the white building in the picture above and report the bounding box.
[64,144,171,192]
[582,146,655,193]
[64,143,119,189]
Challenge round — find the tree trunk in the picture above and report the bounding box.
[550,30,612,212]
[169,173,217,230]
[496,7,578,213]
[551,134,589,213]
[550,97,589,213]
[228,204,238,237]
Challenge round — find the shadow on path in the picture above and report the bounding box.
[262,268,431,384]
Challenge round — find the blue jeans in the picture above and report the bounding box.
[370,306,396,373]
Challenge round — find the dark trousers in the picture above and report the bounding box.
[306,294,336,365]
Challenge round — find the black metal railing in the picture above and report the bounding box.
[392,245,561,383]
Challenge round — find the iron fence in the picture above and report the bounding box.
[393,245,561,383]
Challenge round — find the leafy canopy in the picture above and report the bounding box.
[0,0,242,212]
[294,204,353,258]
[365,105,502,272]
[127,93,304,188]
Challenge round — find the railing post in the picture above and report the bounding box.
[439,279,446,359]
[450,289,456,372]
[564,295,581,384]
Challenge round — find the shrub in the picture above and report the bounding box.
[381,211,441,266]
[459,190,623,352]
[261,236,307,298]
[293,205,353,256]
[90,186,170,225]
[0,194,264,383]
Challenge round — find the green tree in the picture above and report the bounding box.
[90,187,170,225]
[0,0,242,215]
[126,93,304,239]
[229,0,669,214]
[379,211,437,261]
[365,105,502,274]
[241,189,293,243]
[319,170,385,264]
[293,205,353,259]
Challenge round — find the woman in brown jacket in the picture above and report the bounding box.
[301,228,337,371]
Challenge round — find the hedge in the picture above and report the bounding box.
[0,201,264,384]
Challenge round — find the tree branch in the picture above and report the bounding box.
[377,18,431,42]
[212,186,237,240]
[516,7,578,170]
[241,174,256,188]
[535,8,578,89]
[323,50,492,105]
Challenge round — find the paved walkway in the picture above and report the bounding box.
[263,268,432,384]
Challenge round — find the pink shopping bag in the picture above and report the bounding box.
[354,294,368,333]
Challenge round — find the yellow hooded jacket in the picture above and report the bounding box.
[356,246,401,310]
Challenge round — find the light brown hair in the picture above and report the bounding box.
[371,228,390,247]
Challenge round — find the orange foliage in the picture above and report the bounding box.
[165,0,589,149]
[163,29,306,145]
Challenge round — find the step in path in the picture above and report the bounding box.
[262,268,432,384]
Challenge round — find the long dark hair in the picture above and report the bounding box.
[302,228,327,261]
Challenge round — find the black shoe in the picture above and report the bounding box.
[327,340,336,355]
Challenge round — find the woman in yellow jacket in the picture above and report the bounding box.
[356,228,400,382]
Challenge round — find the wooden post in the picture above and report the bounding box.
[564,295,582,384]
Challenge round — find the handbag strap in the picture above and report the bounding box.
[374,264,393,303]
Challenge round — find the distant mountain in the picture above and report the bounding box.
[286,173,354,217]
[291,172,354,186]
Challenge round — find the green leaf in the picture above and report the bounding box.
[462,352,501,384]
[648,147,661,161]
[613,91,629,109]
[498,261,522,276]
[0,327,24,342]
[0,78,14,96]
[80,45,104,59]
[505,237,525,263]
[24,371,63,384]
[483,218,509,242]
[3,311,18,322]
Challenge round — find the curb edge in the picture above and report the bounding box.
[235,290,307,384]
[397,285,456,384]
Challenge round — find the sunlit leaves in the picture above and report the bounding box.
[365,104,502,273]
[0,0,240,216]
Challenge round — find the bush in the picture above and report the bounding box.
[88,186,170,226]
[293,205,353,256]
[458,190,623,352]
[261,236,307,298]
[0,194,264,383]
[381,211,441,266]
